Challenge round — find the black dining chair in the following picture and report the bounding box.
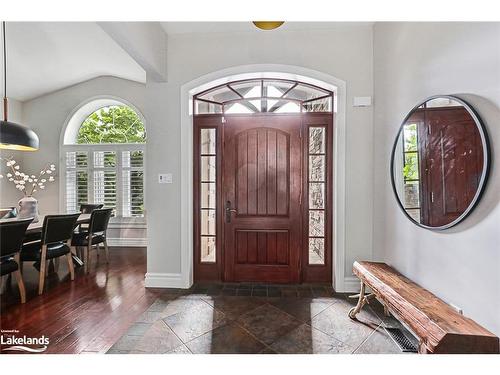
[0,218,33,303]
[21,213,80,295]
[0,207,17,219]
[77,203,104,232]
[71,208,112,274]
[80,203,104,214]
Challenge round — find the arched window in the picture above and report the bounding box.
[62,101,146,219]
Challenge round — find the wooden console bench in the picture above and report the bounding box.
[349,261,499,354]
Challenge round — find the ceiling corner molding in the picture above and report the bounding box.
[98,22,167,83]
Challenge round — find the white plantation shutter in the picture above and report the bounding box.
[93,151,117,210]
[122,150,144,217]
[93,170,117,209]
[64,145,145,219]
[65,151,88,212]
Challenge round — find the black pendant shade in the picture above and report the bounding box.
[0,119,39,151]
[1,21,39,151]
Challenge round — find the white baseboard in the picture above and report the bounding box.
[144,272,188,289]
[106,238,147,247]
[341,276,361,293]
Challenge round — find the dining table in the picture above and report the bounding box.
[2,213,92,267]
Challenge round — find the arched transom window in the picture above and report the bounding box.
[194,78,333,115]
[63,103,146,219]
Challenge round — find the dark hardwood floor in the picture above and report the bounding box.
[0,247,161,354]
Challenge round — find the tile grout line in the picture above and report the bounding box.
[349,322,384,354]
[158,317,194,354]
[232,316,280,354]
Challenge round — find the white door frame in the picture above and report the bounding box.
[178,64,347,291]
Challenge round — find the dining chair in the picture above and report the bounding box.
[80,203,104,214]
[77,203,103,233]
[21,213,80,295]
[0,218,33,303]
[71,208,112,274]
[0,207,17,219]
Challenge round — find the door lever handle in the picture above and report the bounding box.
[225,201,237,223]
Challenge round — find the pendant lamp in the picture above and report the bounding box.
[252,22,284,30]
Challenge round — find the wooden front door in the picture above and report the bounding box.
[222,114,303,283]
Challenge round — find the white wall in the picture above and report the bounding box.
[0,98,27,209]
[145,24,375,288]
[373,22,500,335]
[19,76,147,243]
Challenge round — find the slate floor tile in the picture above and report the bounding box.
[125,322,152,336]
[267,287,282,297]
[167,344,192,354]
[237,289,252,296]
[186,323,265,354]
[106,349,130,354]
[160,296,209,318]
[251,289,268,297]
[259,346,278,354]
[281,289,298,298]
[270,323,352,354]
[268,297,336,323]
[108,335,141,351]
[203,296,266,320]
[310,301,380,349]
[132,334,183,354]
[354,326,403,354]
[163,302,228,342]
[237,304,302,345]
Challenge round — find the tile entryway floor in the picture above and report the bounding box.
[107,283,415,354]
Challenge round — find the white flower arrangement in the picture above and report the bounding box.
[0,156,56,196]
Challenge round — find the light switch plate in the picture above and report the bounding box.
[353,96,372,107]
[158,173,172,184]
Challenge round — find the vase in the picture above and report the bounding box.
[18,196,39,223]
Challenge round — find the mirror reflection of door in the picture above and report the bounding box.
[398,98,484,227]
[192,79,333,284]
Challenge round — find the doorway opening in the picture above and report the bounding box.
[193,78,333,284]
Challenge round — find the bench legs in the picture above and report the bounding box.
[348,281,375,319]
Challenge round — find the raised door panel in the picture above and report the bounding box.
[235,128,289,216]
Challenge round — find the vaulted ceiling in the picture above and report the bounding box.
[1,22,146,101]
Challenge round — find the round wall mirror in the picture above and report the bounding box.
[391,95,490,230]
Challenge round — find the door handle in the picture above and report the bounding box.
[225,200,237,223]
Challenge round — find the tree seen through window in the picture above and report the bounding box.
[77,106,146,144]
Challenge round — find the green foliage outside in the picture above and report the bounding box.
[403,123,419,181]
[77,106,146,144]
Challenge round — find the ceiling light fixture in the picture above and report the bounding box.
[0,21,39,151]
[252,22,284,31]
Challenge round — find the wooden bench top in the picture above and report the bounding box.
[353,261,499,354]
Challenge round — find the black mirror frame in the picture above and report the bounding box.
[390,95,491,230]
